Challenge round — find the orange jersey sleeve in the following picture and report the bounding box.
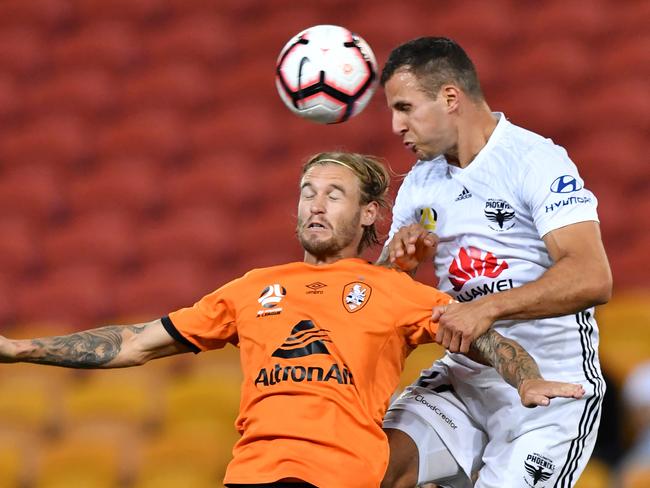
[388,270,453,347]
[165,278,243,351]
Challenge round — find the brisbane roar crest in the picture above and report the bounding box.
[342,282,371,313]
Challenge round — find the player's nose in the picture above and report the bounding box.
[391,111,407,136]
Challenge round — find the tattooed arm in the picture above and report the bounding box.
[468,330,585,407]
[0,319,192,368]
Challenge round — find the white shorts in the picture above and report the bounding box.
[384,356,605,488]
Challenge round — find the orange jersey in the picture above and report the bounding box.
[164,258,451,488]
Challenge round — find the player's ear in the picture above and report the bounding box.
[441,85,460,112]
[361,201,379,226]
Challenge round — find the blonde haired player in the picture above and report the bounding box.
[0,152,584,488]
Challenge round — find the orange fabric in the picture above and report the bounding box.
[167,258,451,488]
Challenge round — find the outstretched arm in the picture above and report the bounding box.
[0,319,192,369]
[469,329,584,407]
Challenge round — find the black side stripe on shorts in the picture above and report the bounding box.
[553,311,604,488]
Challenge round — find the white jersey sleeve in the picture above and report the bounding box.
[520,143,599,238]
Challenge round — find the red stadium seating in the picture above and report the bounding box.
[0,0,73,33]
[0,27,49,79]
[72,0,169,26]
[163,152,261,213]
[120,62,217,113]
[66,157,163,218]
[13,265,115,326]
[24,68,118,121]
[95,109,190,163]
[40,210,139,272]
[51,22,145,73]
[0,165,65,224]
[113,258,218,320]
[137,205,233,267]
[0,115,92,172]
[144,15,236,67]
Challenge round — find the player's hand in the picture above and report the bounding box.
[433,300,496,354]
[387,224,438,272]
[517,379,585,408]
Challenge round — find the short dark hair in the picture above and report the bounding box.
[380,37,484,101]
[302,152,391,252]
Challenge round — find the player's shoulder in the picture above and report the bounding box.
[502,117,571,169]
[402,155,448,187]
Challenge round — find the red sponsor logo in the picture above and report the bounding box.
[448,247,509,291]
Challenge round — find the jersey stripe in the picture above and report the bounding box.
[553,311,604,488]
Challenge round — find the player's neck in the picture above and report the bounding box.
[303,250,360,266]
[447,103,497,169]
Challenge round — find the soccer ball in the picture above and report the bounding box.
[275,24,378,124]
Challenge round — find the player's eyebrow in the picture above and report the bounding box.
[300,181,347,194]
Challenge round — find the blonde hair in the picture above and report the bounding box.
[302,152,391,252]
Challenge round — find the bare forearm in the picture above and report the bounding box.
[11,325,147,369]
[481,255,611,323]
[470,330,541,391]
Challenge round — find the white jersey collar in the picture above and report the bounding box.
[447,112,507,175]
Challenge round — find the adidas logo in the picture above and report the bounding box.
[272,320,331,359]
[455,186,472,201]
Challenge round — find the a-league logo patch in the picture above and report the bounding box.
[523,452,555,487]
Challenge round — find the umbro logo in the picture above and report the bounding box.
[455,186,472,201]
[306,281,327,295]
[272,320,331,358]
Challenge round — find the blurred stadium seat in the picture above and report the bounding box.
[95,109,190,163]
[13,265,115,326]
[24,68,118,121]
[133,428,232,488]
[113,258,214,320]
[66,157,163,218]
[0,27,49,80]
[33,431,123,488]
[41,210,139,272]
[51,22,145,73]
[0,217,41,280]
[0,0,72,33]
[598,294,650,386]
[574,457,612,488]
[518,0,609,41]
[73,0,169,27]
[0,165,65,224]
[0,116,91,173]
[121,62,217,113]
[163,152,262,214]
[620,466,650,488]
[138,205,233,266]
[144,15,236,67]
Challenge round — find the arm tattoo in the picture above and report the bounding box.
[25,325,146,369]
[469,330,542,390]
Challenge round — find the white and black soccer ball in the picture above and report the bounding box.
[275,24,378,124]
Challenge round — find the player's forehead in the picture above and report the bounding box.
[385,69,430,104]
[300,163,361,192]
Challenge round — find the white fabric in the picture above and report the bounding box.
[383,403,473,487]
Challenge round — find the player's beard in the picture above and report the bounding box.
[297,209,361,259]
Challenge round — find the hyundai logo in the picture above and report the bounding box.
[550,175,582,194]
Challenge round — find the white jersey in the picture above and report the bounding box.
[389,113,601,380]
